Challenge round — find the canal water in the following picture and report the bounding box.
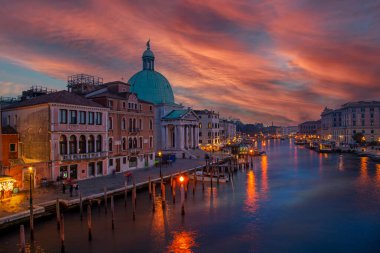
[1,139,380,253]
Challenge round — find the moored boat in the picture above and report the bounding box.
[189,171,229,183]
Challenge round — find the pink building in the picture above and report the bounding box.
[1,91,109,188]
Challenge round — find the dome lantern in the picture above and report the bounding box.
[142,39,155,71]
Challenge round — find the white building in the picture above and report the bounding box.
[219,119,236,143]
[195,110,220,146]
[321,101,380,144]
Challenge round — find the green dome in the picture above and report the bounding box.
[129,70,175,105]
[128,41,175,105]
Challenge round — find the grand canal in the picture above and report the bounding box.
[1,139,380,252]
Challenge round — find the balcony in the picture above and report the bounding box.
[128,148,141,155]
[128,128,140,134]
[60,151,107,161]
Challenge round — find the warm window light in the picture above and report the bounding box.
[28,166,33,173]
[179,176,184,183]
[158,151,162,157]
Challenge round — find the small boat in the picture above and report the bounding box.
[189,171,229,183]
[294,139,307,145]
[317,142,335,153]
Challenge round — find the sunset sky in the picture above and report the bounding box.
[0,0,379,125]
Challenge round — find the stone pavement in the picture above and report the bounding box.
[0,158,205,219]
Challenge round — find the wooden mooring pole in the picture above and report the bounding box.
[87,205,92,241]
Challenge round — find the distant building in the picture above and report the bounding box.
[321,101,380,144]
[86,81,155,171]
[195,110,220,146]
[219,119,236,143]
[0,105,3,173]
[298,120,321,135]
[281,126,298,136]
[1,91,109,187]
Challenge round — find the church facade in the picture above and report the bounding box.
[128,41,200,158]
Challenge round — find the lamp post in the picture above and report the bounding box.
[28,166,34,241]
[158,151,162,179]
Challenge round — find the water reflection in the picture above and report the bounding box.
[376,164,380,189]
[151,195,168,246]
[167,230,198,253]
[261,156,268,198]
[245,170,258,214]
[338,155,344,171]
[359,157,369,186]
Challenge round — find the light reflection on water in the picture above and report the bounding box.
[166,230,198,253]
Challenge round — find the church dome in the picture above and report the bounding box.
[129,41,175,105]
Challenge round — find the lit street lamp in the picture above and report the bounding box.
[158,151,162,179]
[28,166,34,241]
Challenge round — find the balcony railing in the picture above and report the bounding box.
[60,151,107,161]
[128,148,141,155]
[128,128,140,134]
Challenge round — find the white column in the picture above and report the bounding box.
[161,125,166,150]
[184,125,188,149]
[179,125,185,149]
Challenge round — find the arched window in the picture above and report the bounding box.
[133,118,136,130]
[96,135,102,152]
[108,117,113,130]
[129,138,133,149]
[79,135,86,154]
[122,118,126,130]
[133,138,137,148]
[139,137,143,148]
[122,138,126,150]
[129,118,133,131]
[139,119,142,130]
[208,122,212,129]
[108,138,113,152]
[88,135,95,153]
[69,135,77,154]
[199,123,202,129]
[59,135,67,155]
[150,119,153,130]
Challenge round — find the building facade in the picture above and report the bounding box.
[219,119,236,144]
[298,120,321,135]
[1,91,109,188]
[281,126,298,136]
[195,110,220,147]
[321,101,380,144]
[86,81,155,171]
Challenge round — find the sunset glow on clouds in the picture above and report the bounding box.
[0,0,379,125]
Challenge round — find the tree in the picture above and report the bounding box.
[352,132,365,144]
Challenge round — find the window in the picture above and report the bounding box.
[371,130,374,134]
[88,135,95,153]
[108,100,113,108]
[9,143,16,152]
[88,112,94,125]
[109,138,113,151]
[208,122,212,129]
[129,118,133,130]
[123,102,126,109]
[97,161,103,175]
[122,118,126,130]
[79,111,86,124]
[149,119,153,130]
[361,108,365,112]
[150,136,153,148]
[199,123,202,128]
[109,159,113,166]
[95,112,102,125]
[139,137,143,148]
[122,138,126,150]
[123,157,127,164]
[133,138,137,148]
[59,135,67,155]
[149,105,152,111]
[129,138,133,149]
[59,109,68,124]
[96,135,102,152]
[88,162,95,177]
[79,135,86,153]
[139,119,142,130]
[70,110,77,124]
[108,117,113,130]
[69,135,77,154]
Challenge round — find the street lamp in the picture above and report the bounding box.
[249,149,254,168]
[28,166,34,241]
[158,151,162,179]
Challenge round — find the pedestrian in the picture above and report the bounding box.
[62,183,66,194]
[75,184,79,195]
[69,184,73,197]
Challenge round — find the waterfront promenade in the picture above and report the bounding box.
[0,158,205,223]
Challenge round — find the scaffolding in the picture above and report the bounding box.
[20,86,57,101]
[67,74,103,94]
